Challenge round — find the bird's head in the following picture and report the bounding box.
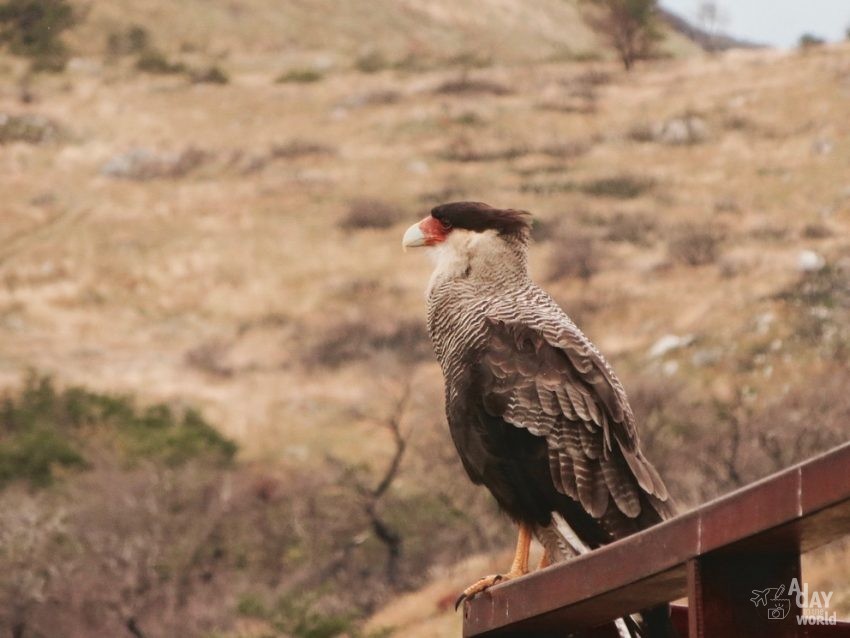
[402,201,531,250]
[402,201,532,289]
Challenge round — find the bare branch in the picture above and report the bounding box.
[321,380,413,587]
[372,382,411,499]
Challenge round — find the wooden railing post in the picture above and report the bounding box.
[687,552,802,637]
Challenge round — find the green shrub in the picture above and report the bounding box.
[667,224,722,266]
[581,174,654,199]
[236,593,268,618]
[126,25,149,52]
[269,139,335,159]
[776,265,849,310]
[0,426,86,487]
[433,76,512,96]
[570,50,604,63]
[191,65,229,84]
[445,50,492,69]
[799,33,825,49]
[113,26,219,84]
[0,0,75,71]
[439,139,527,162]
[276,594,356,638]
[453,111,483,126]
[355,50,387,73]
[239,591,382,638]
[0,375,236,487]
[0,113,66,144]
[276,68,324,83]
[604,211,656,245]
[776,265,850,354]
[127,406,237,465]
[135,48,186,74]
[106,24,149,57]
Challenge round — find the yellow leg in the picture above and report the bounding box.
[455,522,532,609]
[537,547,552,570]
[508,522,532,575]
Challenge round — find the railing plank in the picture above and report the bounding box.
[464,442,850,637]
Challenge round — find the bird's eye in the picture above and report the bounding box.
[441,221,452,231]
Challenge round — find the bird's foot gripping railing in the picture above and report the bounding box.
[463,442,850,637]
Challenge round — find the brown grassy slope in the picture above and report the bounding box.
[1,44,847,461]
[68,0,600,66]
[1,18,849,637]
[66,0,700,70]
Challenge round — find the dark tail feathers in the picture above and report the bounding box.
[627,604,679,638]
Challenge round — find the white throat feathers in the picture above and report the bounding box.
[424,229,527,298]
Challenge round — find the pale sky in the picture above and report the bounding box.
[661,0,850,48]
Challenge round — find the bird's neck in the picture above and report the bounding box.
[425,233,528,298]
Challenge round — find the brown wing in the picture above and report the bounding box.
[480,318,673,529]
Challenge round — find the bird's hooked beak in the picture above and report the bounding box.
[402,223,426,251]
[402,216,447,251]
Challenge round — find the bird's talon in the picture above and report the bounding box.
[454,573,507,610]
[454,593,467,611]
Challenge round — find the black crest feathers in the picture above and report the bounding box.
[431,202,532,239]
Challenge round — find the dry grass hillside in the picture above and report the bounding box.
[0,3,849,636]
[67,0,698,69]
[2,42,848,463]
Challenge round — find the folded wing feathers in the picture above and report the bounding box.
[583,392,604,427]
[646,491,676,521]
[589,463,611,518]
[557,448,578,499]
[601,452,642,518]
[619,444,657,496]
[565,384,590,421]
[564,427,608,517]
[548,447,566,493]
[578,421,603,459]
[483,319,671,523]
[535,383,562,416]
[555,386,578,420]
[644,457,670,501]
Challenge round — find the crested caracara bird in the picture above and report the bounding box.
[403,202,677,637]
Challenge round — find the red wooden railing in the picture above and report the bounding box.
[464,442,850,637]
